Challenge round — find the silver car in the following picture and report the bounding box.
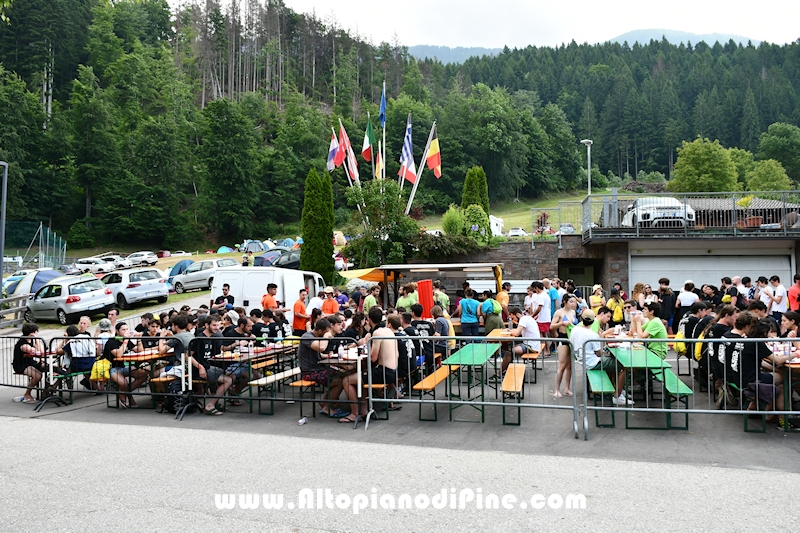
[126,251,159,266]
[101,268,169,309]
[75,257,115,274]
[24,276,115,325]
[100,255,133,270]
[171,258,238,293]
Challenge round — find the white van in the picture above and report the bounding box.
[209,267,325,320]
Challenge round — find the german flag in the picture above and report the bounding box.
[426,123,442,178]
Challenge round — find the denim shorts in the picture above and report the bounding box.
[224,362,248,378]
[110,366,131,377]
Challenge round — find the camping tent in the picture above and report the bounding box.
[280,238,295,248]
[253,250,283,266]
[242,240,266,253]
[333,231,346,246]
[8,268,65,296]
[263,239,276,250]
[168,259,194,284]
[217,245,234,253]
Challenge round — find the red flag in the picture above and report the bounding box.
[334,125,347,167]
[340,125,360,181]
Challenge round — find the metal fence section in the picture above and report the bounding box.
[362,335,580,435]
[0,294,29,328]
[3,221,67,273]
[530,202,583,250]
[580,336,800,439]
[581,190,800,242]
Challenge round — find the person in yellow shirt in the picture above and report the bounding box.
[496,282,511,320]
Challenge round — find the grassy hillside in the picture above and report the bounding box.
[420,190,602,232]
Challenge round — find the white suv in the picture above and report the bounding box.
[99,255,133,270]
[171,258,239,293]
[76,257,115,274]
[621,197,696,229]
[126,251,159,266]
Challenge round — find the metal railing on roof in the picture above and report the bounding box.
[580,190,800,242]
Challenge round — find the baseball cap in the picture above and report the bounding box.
[226,310,240,323]
[581,308,596,321]
[324,286,334,294]
[592,284,603,292]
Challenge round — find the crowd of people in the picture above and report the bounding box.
[12,273,800,427]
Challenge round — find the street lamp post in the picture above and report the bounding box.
[580,139,592,196]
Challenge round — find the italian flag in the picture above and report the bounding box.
[361,114,376,160]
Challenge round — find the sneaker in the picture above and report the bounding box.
[715,389,725,409]
[778,417,795,430]
[612,395,634,406]
[487,374,502,383]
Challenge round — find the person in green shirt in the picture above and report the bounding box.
[395,283,416,311]
[630,301,668,359]
[363,285,381,313]
[433,280,450,312]
[590,306,616,337]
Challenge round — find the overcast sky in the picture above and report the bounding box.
[278,0,800,48]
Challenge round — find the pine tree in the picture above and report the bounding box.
[461,166,489,215]
[300,168,334,284]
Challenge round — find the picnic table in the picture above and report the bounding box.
[442,343,501,422]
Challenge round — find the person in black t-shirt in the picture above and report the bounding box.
[103,322,148,408]
[250,309,268,346]
[212,284,235,313]
[137,320,162,350]
[410,304,435,370]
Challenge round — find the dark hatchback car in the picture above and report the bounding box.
[273,250,300,270]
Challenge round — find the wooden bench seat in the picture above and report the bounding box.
[151,375,178,384]
[520,350,540,383]
[247,367,303,416]
[586,368,616,428]
[501,363,526,425]
[411,365,458,421]
[249,367,300,387]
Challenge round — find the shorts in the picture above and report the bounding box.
[537,322,550,334]
[519,343,539,354]
[110,366,132,377]
[161,365,184,379]
[590,355,620,373]
[192,365,224,384]
[224,362,249,379]
[302,368,337,384]
[555,331,569,345]
[362,366,397,385]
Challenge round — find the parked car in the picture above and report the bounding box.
[157,250,171,258]
[171,257,239,293]
[272,250,301,270]
[507,227,530,237]
[57,264,82,276]
[99,255,133,270]
[126,251,159,266]
[75,257,115,274]
[172,250,192,257]
[24,276,114,325]
[554,223,576,235]
[621,197,696,228]
[101,268,169,309]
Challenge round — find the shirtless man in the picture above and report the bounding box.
[341,307,398,424]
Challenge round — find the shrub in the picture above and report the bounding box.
[300,168,335,283]
[462,166,490,215]
[463,204,490,245]
[67,220,95,249]
[441,204,465,236]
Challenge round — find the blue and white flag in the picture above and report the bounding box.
[326,132,339,171]
[398,114,416,184]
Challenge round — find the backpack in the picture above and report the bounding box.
[673,330,687,356]
[490,299,502,315]
[694,330,705,361]
[163,379,196,415]
[612,302,623,323]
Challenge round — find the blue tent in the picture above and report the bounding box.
[9,269,64,296]
[168,259,194,284]
[217,245,234,253]
[296,237,304,244]
[280,238,295,248]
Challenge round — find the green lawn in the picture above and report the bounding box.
[421,190,606,231]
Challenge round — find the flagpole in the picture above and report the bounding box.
[405,120,436,216]
[382,80,387,182]
[339,117,368,216]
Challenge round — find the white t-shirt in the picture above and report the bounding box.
[556,287,567,303]
[570,325,602,367]
[518,315,541,351]
[534,292,551,323]
[759,284,773,309]
[523,294,535,315]
[773,284,788,313]
[677,291,699,307]
[307,297,323,312]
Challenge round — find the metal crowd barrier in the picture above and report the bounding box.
[580,337,800,439]
[361,335,579,437]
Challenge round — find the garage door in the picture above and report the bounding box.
[630,255,793,290]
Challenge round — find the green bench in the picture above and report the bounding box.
[586,369,616,428]
[632,368,693,430]
[728,382,768,433]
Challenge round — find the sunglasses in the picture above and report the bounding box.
[624,306,633,309]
